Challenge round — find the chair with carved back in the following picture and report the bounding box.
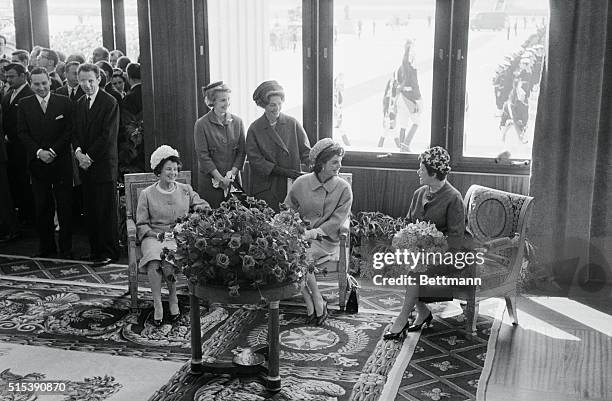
[287,173,353,310]
[454,184,534,334]
[125,171,192,310]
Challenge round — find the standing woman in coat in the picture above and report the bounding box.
[246,80,310,211]
[194,81,246,208]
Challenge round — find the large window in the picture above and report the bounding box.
[332,0,436,154]
[462,1,548,160]
[124,0,139,59]
[48,0,103,60]
[0,0,15,57]
[207,0,303,126]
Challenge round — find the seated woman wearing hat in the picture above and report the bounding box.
[194,81,246,208]
[284,138,353,326]
[136,145,209,326]
[384,146,466,340]
[246,80,310,211]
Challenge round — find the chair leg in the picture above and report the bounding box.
[505,294,519,326]
[129,263,139,312]
[337,246,348,311]
[464,289,478,334]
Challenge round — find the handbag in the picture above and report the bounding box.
[225,179,249,206]
[345,275,360,314]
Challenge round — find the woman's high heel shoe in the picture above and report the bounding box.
[316,300,329,326]
[407,312,433,332]
[306,311,317,325]
[383,319,411,341]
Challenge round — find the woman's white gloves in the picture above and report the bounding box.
[304,228,323,240]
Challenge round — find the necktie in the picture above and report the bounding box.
[9,89,16,104]
[70,88,76,101]
[40,99,47,113]
[87,97,91,109]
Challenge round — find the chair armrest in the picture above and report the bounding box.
[483,233,520,252]
[127,218,137,242]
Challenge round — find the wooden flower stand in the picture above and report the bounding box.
[188,281,300,393]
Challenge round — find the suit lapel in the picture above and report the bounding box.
[267,123,289,154]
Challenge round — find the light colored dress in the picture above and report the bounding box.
[284,173,353,263]
[136,181,208,272]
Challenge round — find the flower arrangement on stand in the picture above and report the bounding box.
[390,220,448,274]
[161,197,313,300]
[350,211,410,278]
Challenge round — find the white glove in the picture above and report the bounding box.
[304,229,322,240]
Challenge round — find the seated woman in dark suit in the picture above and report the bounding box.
[284,138,353,326]
[384,146,466,340]
[136,145,209,326]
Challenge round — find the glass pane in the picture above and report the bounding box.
[124,0,139,59]
[207,0,303,126]
[48,0,103,61]
[333,1,436,153]
[0,0,15,58]
[463,2,549,159]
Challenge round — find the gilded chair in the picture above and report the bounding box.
[455,185,534,334]
[125,171,192,310]
[287,173,352,310]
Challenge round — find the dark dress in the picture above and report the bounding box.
[406,182,469,301]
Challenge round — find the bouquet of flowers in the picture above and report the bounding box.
[161,196,313,297]
[391,220,448,273]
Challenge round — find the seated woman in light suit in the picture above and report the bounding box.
[284,138,353,326]
[136,145,209,326]
[194,81,246,208]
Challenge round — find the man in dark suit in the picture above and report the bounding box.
[17,68,73,258]
[1,63,35,225]
[36,48,63,91]
[0,104,19,242]
[55,61,84,102]
[95,61,123,106]
[119,63,144,173]
[72,63,120,266]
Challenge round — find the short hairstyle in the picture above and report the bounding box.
[0,35,6,45]
[40,48,59,66]
[65,61,80,71]
[11,50,29,65]
[203,82,231,107]
[422,163,447,181]
[116,56,131,71]
[4,63,27,76]
[153,155,182,176]
[312,144,345,174]
[30,67,49,79]
[77,63,101,78]
[95,60,113,79]
[93,46,110,61]
[126,62,140,80]
[110,49,124,58]
[66,53,86,64]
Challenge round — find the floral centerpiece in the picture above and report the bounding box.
[161,196,313,298]
[391,220,448,273]
[350,211,410,278]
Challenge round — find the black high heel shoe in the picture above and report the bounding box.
[306,311,317,325]
[383,319,411,341]
[406,312,433,332]
[316,300,329,326]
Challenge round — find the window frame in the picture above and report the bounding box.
[315,0,532,176]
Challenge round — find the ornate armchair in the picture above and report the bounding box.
[125,171,192,310]
[287,173,352,310]
[455,185,534,333]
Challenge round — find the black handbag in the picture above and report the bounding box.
[224,179,249,206]
[345,275,360,314]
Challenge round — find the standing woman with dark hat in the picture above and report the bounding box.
[246,80,310,211]
[194,81,246,208]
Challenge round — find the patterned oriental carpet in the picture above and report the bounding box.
[0,255,504,400]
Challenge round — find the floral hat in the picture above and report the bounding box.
[419,146,451,175]
[150,145,179,171]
